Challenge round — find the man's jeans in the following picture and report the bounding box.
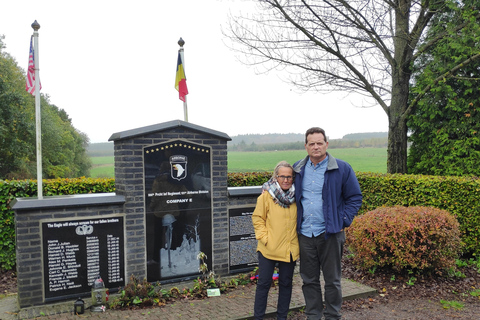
[299,232,345,320]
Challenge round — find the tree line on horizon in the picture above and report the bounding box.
[228,132,388,152]
[85,132,389,157]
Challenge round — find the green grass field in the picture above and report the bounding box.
[228,148,387,173]
[88,148,386,178]
[89,156,114,178]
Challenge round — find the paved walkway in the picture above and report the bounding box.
[1,273,376,319]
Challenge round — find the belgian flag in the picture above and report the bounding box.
[175,52,188,102]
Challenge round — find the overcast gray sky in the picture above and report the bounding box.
[1,0,388,143]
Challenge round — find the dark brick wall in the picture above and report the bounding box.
[12,121,266,309]
[111,124,231,277]
[13,195,125,308]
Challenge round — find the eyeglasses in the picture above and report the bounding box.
[277,175,293,181]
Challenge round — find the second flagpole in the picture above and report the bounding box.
[178,38,188,122]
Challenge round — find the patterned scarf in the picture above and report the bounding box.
[262,177,295,208]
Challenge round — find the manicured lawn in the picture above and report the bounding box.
[228,148,386,173]
[88,148,386,178]
[90,156,114,178]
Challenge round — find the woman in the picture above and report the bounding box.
[252,161,299,320]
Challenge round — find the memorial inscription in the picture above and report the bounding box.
[144,140,213,282]
[229,207,258,272]
[42,216,125,301]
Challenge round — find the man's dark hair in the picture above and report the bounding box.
[305,127,327,144]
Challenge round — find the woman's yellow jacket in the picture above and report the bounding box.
[252,192,300,262]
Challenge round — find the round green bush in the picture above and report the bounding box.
[345,206,463,273]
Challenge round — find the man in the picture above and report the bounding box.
[293,127,363,320]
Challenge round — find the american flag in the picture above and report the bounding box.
[26,36,41,95]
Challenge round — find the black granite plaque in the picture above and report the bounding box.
[229,207,258,272]
[42,216,125,301]
[144,140,212,282]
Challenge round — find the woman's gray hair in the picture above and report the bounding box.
[273,160,295,178]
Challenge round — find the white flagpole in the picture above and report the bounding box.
[32,20,43,199]
[178,38,188,122]
[183,94,188,122]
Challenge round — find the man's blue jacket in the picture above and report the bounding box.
[293,153,363,238]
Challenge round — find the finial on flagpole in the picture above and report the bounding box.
[178,37,185,47]
[31,20,40,31]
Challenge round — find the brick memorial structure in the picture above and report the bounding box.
[109,120,231,282]
[12,194,126,307]
[12,120,261,310]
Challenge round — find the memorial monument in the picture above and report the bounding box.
[143,139,212,281]
[12,119,261,312]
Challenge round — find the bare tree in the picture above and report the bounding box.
[224,0,480,173]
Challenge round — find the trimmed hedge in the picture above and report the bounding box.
[228,171,480,257]
[1,172,479,271]
[356,173,480,257]
[227,171,271,187]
